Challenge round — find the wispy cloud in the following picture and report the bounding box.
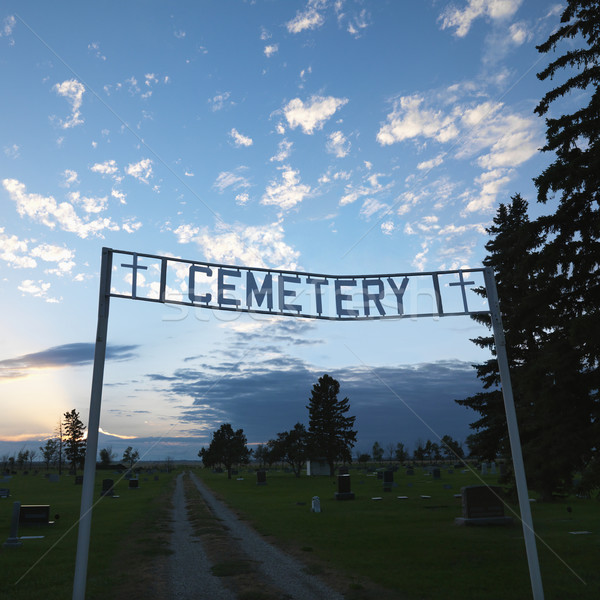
[439,0,523,38]
[0,343,139,379]
[53,79,85,128]
[229,128,253,147]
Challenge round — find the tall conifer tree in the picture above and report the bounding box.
[307,374,357,476]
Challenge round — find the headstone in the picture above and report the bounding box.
[491,462,497,475]
[338,465,349,475]
[3,502,22,548]
[19,505,52,525]
[49,474,60,483]
[311,496,321,513]
[256,470,267,485]
[74,475,83,485]
[406,468,414,476]
[432,468,441,480]
[481,462,488,476]
[443,484,453,490]
[0,488,9,498]
[101,479,115,497]
[128,479,139,489]
[383,470,394,492]
[335,474,355,500]
[455,485,513,526]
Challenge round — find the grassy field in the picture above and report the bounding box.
[0,469,177,600]
[195,465,600,600]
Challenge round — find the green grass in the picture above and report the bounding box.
[195,466,600,600]
[0,469,177,600]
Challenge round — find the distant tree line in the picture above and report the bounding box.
[457,1,600,500]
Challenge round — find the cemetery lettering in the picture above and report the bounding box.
[115,250,485,321]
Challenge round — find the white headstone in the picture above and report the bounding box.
[481,462,488,475]
[491,461,497,474]
[311,496,321,513]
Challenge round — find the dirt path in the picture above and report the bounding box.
[169,471,346,600]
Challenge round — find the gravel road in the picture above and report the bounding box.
[169,471,346,600]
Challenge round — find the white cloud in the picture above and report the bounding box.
[91,160,120,181]
[111,189,127,204]
[213,170,251,193]
[62,169,79,186]
[417,154,445,171]
[229,128,253,147]
[0,229,36,269]
[209,92,233,112]
[2,178,119,239]
[188,221,300,270]
[439,0,522,38]
[18,279,58,303]
[126,158,153,183]
[260,27,272,41]
[30,243,75,274]
[284,95,348,134]
[270,139,293,162]
[88,42,106,61]
[4,144,20,158]
[377,95,459,146]
[339,171,391,207]
[174,30,186,39]
[286,4,325,34]
[174,224,199,244]
[347,8,370,37]
[326,130,351,157]
[235,193,249,206]
[381,221,395,235]
[360,198,389,220]
[122,219,143,233]
[68,191,108,214]
[53,79,85,128]
[261,166,311,211]
[264,44,278,57]
[1,15,16,41]
[463,169,512,213]
[508,22,528,45]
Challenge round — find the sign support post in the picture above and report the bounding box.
[72,247,112,600]
[484,267,544,600]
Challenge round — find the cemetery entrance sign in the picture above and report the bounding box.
[73,248,545,600]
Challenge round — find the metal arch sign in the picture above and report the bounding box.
[73,248,544,600]
[111,248,488,320]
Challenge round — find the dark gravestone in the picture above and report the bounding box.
[432,468,441,480]
[383,470,394,492]
[19,505,52,525]
[75,475,84,485]
[338,465,349,475]
[101,479,115,497]
[455,485,513,526]
[335,474,355,500]
[256,470,267,485]
[49,474,60,483]
[406,468,414,476]
[129,479,139,489]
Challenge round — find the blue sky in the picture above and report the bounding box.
[0,1,564,461]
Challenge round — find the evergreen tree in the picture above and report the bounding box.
[456,194,543,461]
[306,374,357,476]
[198,423,251,479]
[533,0,600,492]
[63,409,86,475]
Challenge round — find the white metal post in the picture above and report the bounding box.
[72,248,112,600]
[484,267,544,600]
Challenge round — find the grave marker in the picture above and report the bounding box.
[256,470,267,485]
[383,470,394,492]
[455,485,513,526]
[335,474,355,500]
